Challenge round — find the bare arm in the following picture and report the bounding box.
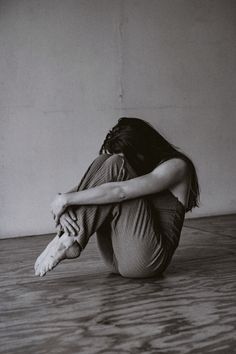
[63,158,188,207]
[53,185,79,232]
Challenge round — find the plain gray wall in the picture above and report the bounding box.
[1,0,236,238]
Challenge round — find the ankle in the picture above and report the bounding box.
[60,233,76,249]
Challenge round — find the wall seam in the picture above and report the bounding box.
[118,0,125,112]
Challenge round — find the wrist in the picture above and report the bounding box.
[58,193,68,209]
[59,193,69,207]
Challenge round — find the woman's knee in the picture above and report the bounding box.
[81,153,125,187]
[101,154,126,181]
[93,153,124,169]
[91,153,111,167]
[103,153,124,166]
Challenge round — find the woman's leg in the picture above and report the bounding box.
[35,154,127,276]
[35,154,167,278]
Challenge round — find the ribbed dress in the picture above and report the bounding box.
[73,153,186,278]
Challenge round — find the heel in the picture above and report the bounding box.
[65,242,81,259]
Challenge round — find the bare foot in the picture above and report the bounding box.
[34,234,59,272]
[34,233,81,277]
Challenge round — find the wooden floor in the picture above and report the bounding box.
[0,214,236,354]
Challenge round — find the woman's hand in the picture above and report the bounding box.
[59,209,80,236]
[51,193,68,225]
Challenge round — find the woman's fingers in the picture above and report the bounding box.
[61,222,73,236]
[65,215,80,232]
[57,226,64,237]
[61,219,77,236]
[58,211,80,236]
[68,208,77,221]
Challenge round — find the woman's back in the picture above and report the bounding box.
[148,190,185,250]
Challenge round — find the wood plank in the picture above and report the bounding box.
[0,215,236,354]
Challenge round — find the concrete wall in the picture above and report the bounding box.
[1,0,236,238]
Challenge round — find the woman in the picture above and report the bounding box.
[35,117,200,278]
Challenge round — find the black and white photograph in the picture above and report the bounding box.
[0,1,235,353]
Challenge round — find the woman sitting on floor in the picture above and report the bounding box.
[35,117,200,278]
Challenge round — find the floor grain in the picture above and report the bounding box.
[0,215,236,354]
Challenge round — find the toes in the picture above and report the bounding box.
[34,256,44,273]
[37,264,48,277]
[35,254,43,267]
[34,237,59,274]
[35,267,41,276]
[35,255,58,277]
[34,235,66,277]
[34,259,41,272]
[34,252,47,271]
[35,258,48,276]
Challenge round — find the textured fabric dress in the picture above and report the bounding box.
[69,153,185,278]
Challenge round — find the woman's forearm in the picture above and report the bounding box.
[64,183,126,207]
[66,185,78,193]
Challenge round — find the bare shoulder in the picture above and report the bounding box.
[158,158,188,171]
[153,158,189,181]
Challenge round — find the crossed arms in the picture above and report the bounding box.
[51,158,188,234]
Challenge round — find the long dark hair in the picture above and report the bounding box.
[99,117,200,212]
